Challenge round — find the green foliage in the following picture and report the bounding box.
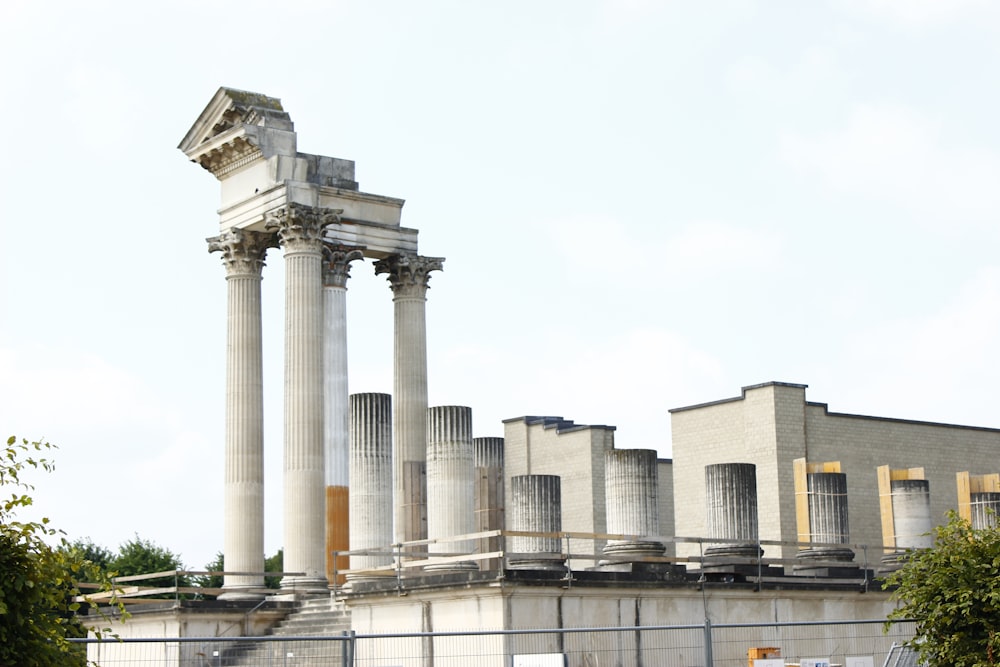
[110,535,188,594]
[884,510,1000,666]
[64,538,114,571]
[0,436,124,667]
[265,548,283,589]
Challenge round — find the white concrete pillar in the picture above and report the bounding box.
[474,437,504,571]
[322,245,364,586]
[508,474,563,570]
[705,462,760,558]
[971,492,1000,530]
[891,479,933,550]
[348,392,394,580]
[603,448,664,560]
[207,229,277,600]
[375,254,444,545]
[266,204,338,592]
[425,406,476,570]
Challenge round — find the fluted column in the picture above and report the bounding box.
[348,393,394,581]
[508,475,563,570]
[971,492,1000,530]
[207,229,277,600]
[797,472,854,563]
[603,449,664,560]
[705,463,760,558]
[322,245,364,586]
[375,254,444,545]
[425,406,477,570]
[474,437,504,571]
[266,204,339,592]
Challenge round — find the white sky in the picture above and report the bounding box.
[1,0,999,571]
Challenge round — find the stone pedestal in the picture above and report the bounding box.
[208,229,277,600]
[425,406,477,571]
[375,254,444,546]
[347,393,394,583]
[603,449,664,561]
[267,204,337,592]
[508,475,563,571]
[474,437,504,571]
[322,246,363,586]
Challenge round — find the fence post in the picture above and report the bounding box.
[342,629,356,667]
[704,617,714,667]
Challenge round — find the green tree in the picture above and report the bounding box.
[65,537,114,571]
[110,535,189,594]
[0,436,123,667]
[265,548,283,589]
[884,510,1000,666]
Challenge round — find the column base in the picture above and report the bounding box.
[279,575,331,594]
[218,586,266,602]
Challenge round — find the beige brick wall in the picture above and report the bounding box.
[671,381,1000,564]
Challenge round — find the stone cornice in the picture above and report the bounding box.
[375,254,445,297]
[195,134,263,178]
[207,229,279,276]
[265,204,343,253]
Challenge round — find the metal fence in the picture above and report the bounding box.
[72,618,915,667]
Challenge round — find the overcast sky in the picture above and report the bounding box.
[2,0,999,571]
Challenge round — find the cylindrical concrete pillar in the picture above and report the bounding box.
[208,229,278,600]
[971,492,1000,530]
[508,475,563,570]
[266,204,337,592]
[348,393,394,581]
[603,449,664,559]
[705,463,760,557]
[426,405,476,570]
[375,254,444,546]
[891,479,933,550]
[474,437,504,571]
[797,472,854,563]
[322,246,364,586]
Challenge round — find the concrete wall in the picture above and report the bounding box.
[346,582,898,667]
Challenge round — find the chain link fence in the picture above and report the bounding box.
[72,618,914,666]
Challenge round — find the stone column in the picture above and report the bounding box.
[508,475,563,570]
[207,229,278,600]
[796,471,854,564]
[474,437,504,570]
[375,254,444,545]
[971,492,1000,530]
[322,245,364,586]
[425,405,477,570]
[704,463,761,558]
[603,449,664,561]
[891,479,933,550]
[348,392,394,581]
[265,204,339,592]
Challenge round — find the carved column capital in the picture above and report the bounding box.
[375,254,445,298]
[207,229,279,276]
[322,244,366,288]
[264,203,343,252]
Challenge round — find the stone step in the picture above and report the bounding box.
[221,598,352,667]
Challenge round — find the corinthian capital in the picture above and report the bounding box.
[264,203,343,252]
[323,244,366,288]
[374,254,445,297]
[207,229,279,276]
